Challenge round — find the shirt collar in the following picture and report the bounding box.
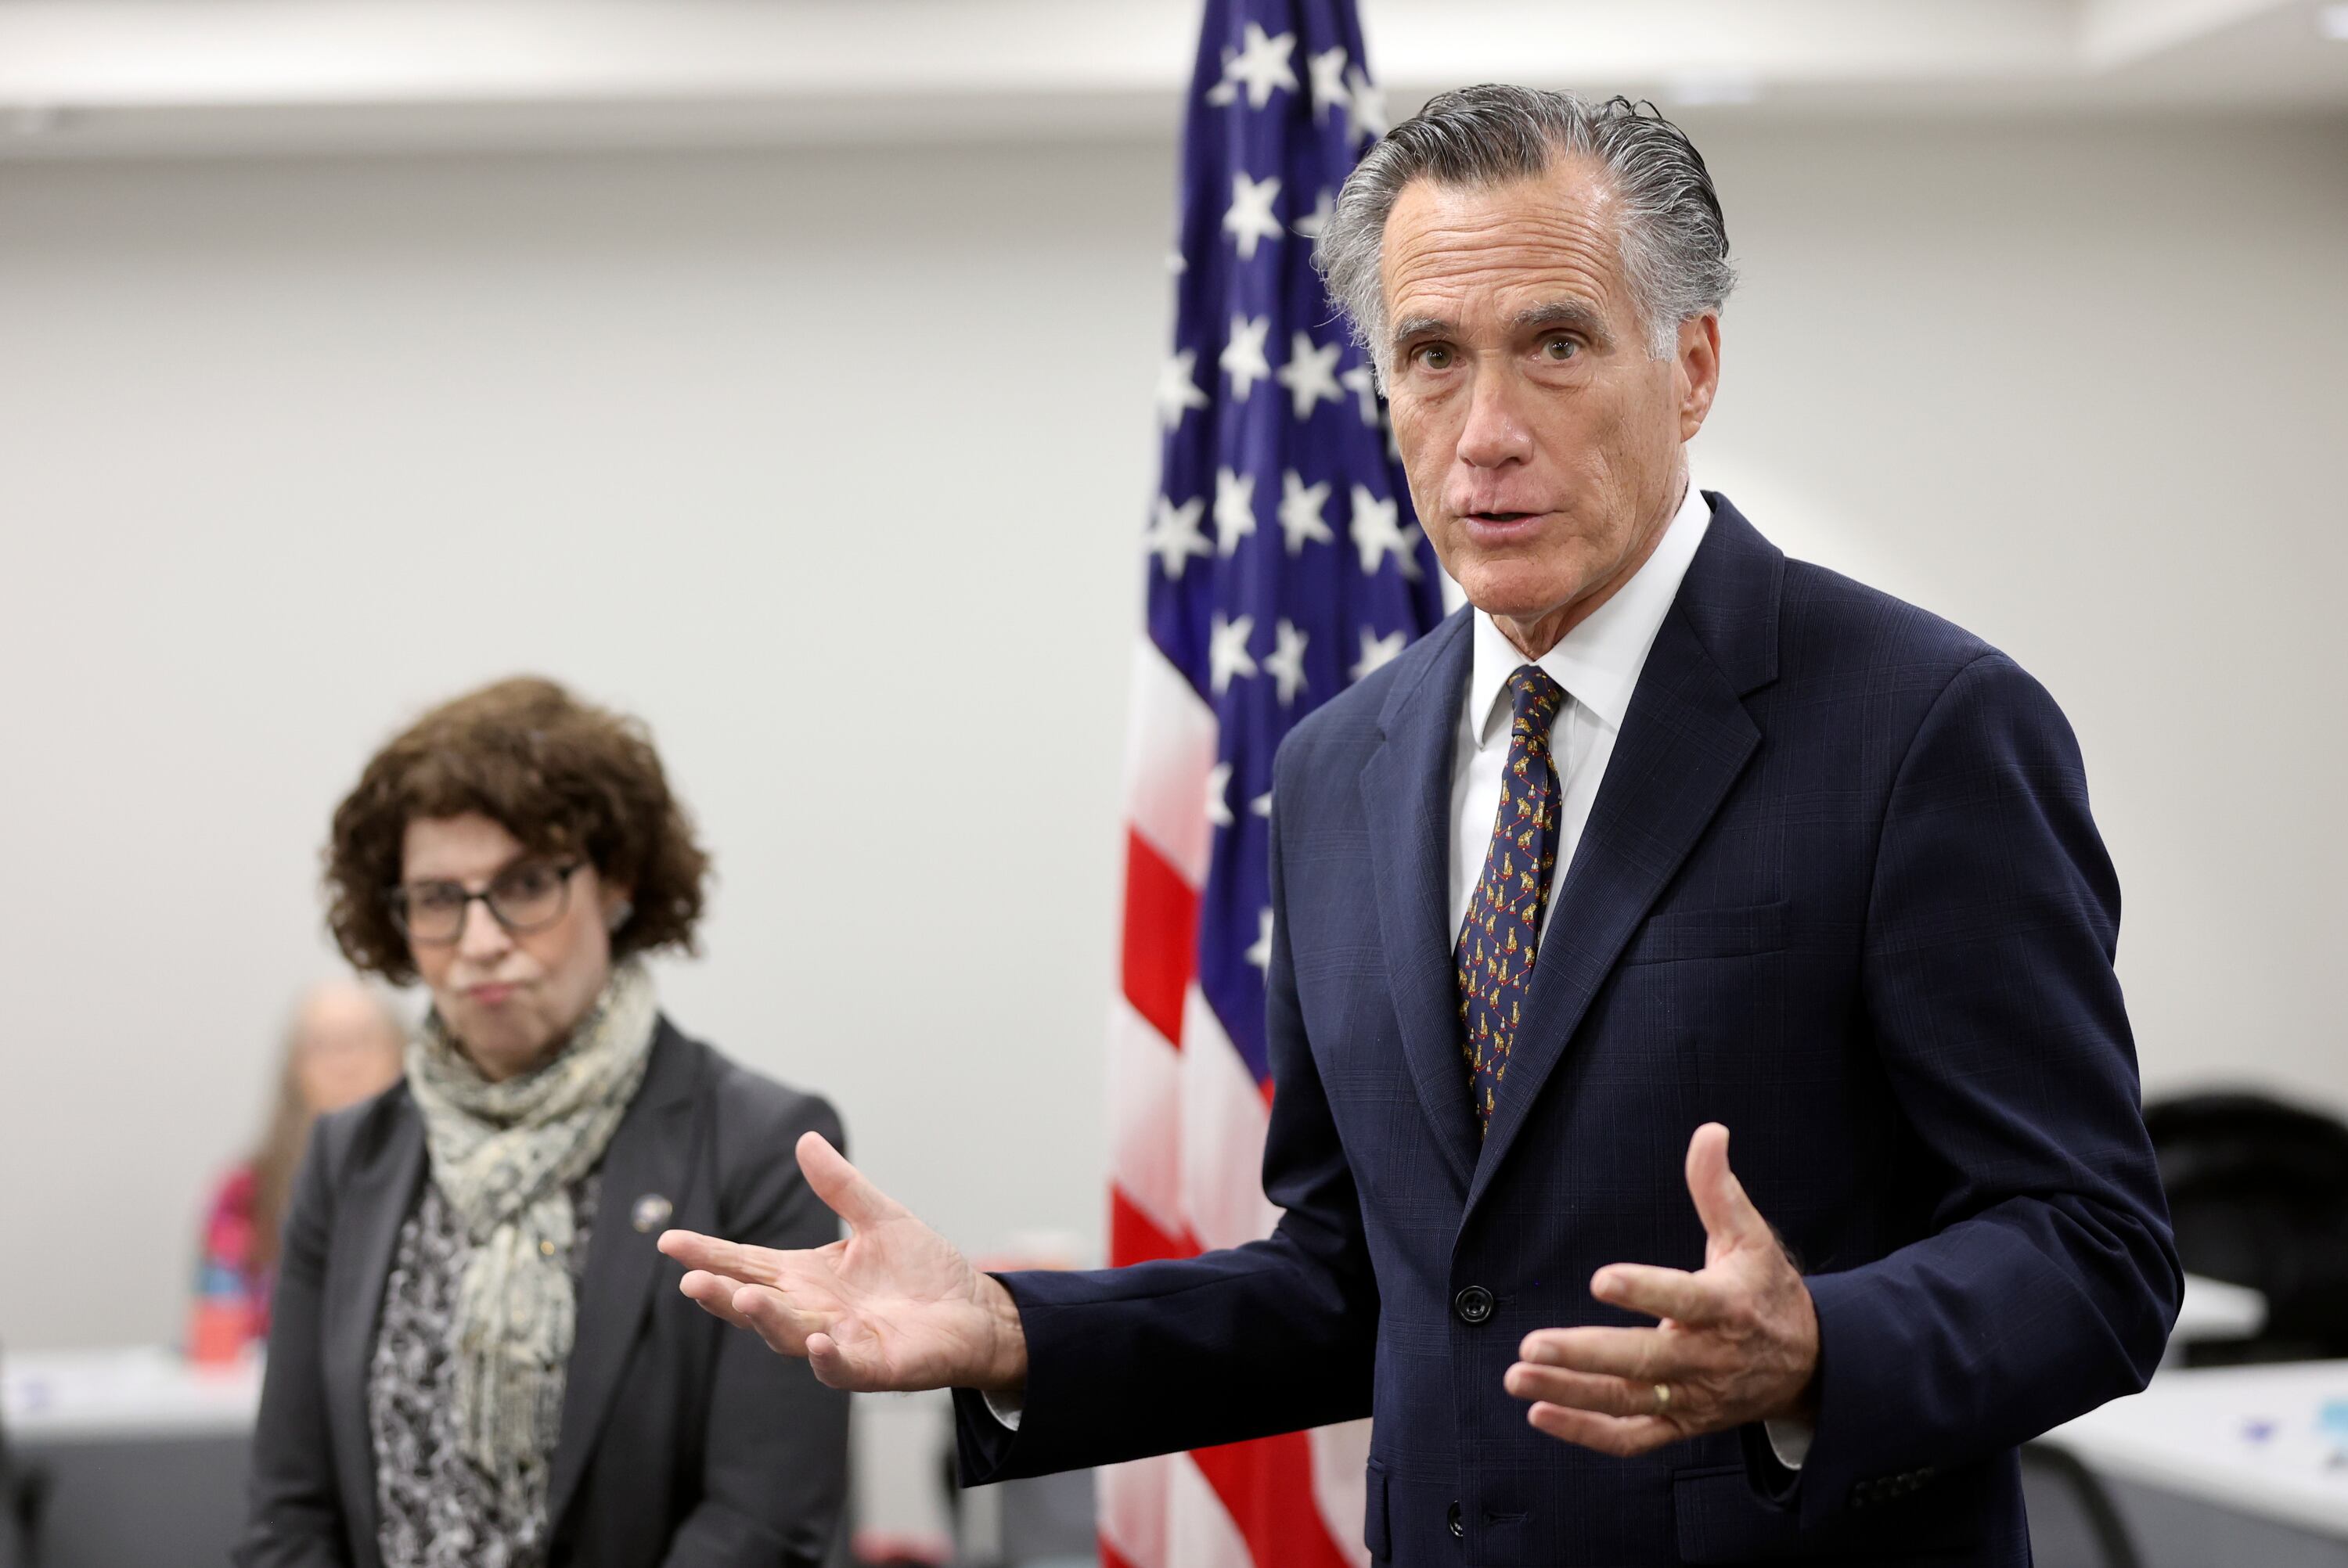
[1466,481,1713,750]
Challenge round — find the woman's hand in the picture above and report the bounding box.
[658,1131,1028,1394]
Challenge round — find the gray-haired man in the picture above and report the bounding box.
[664,87,2177,1566]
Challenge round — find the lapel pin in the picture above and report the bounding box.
[632,1193,673,1234]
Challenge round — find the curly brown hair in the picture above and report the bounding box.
[325,676,710,984]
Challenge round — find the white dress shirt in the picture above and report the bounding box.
[998,480,1810,1466]
[1446,479,1711,945]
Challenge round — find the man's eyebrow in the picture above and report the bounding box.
[1512,299,1611,343]
[1387,315,1450,353]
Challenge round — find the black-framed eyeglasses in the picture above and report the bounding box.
[386,861,583,945]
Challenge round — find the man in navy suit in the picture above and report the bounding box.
[663,86,2178,1565]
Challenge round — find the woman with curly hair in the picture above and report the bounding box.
[237,677,848,1568]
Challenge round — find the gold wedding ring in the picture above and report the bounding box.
[1652,1382,1673,1415]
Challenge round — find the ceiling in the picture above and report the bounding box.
[0,0,2342,160]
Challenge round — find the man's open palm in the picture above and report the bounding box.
[1505,1122,1820,1455]
[658,1131,1027,1394]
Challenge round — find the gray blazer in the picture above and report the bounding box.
[236,1019,849,1568]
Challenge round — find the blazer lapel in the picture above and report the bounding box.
[1464,501,1780,1220]
[322,1096,425,1558]
[1359,610,1480,1192]
[546,1021,700,1529]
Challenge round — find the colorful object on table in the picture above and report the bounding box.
[186,1163,268,1363]
[2319,1400,2348,1461]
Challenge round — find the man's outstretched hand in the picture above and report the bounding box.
[657,1131,1029,1395]
[1505,1122,1820,1456]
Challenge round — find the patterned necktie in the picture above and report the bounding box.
[1457,665,1567,1134]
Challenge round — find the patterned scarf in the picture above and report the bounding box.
[404,958,657,1497]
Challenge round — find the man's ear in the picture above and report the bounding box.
[1677,313,1722,441]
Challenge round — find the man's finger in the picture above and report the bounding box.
[1525,1402,1678,1458]
[659,1228,776,1283]
[1684,1122,1770,1250]
[733,1282,826,1358]
[1519,1325,1705,1383]
[796,1131,906,1232]
[1504,1362,1661,1419]
[1590,1262,1728,1326]
[805,1330,868,1390]
[677,1268,761,1332]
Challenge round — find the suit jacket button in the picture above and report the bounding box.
[1454,1286,1495,1324]
[1447,1501,1464,1537]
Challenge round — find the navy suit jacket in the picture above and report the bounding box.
[957,496,2180,1566]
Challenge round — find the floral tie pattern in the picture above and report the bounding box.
[1457,665,1566,1134]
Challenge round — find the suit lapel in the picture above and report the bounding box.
[546,1021,700,1529]
[323,1096,424,1557]
[1464,500,1780,1220]
[1359,611,1480,1192]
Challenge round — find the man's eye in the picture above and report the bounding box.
[1543,336,1578,361]
[1414,344,1453,369]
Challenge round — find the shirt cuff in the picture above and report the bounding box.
[981,1389,1025,1432]
[1762,1416,1812,1469]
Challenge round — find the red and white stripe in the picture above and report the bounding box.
[1104,637,1370,1568]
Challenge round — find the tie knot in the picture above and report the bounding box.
[1507,664,1565,732]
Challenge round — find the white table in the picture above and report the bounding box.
[2,1347,261,1568]
[2170,1272,2267,1358]
[3,1346,261,1444]
[2034,1359,2348,1567]
[2043,1360,2348,1537]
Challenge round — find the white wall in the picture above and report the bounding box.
[2,113,2342,1352]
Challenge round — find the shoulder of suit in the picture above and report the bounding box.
[305,1077,412,1186]
[665,1025,846,1153]
[1777,555,2005,681]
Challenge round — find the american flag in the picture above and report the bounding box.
[1104,2,1446,1565]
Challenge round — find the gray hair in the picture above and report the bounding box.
[1314,86,1735,365]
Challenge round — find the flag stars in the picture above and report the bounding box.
[1307,46,1350,121]
[1213,467,1258,556]
[1155,349,1208,430]
[1295,187,1336,241]
[1263,618,1310,707]
[1349,486,1421,578]
[1276,331,1343,420]
[1345,66,1388,141]
[1206,761,1235,829]
[1204,22,1298,110]
[1244,907,1275,973]
[1278,469,1334,555]
[1143,494,1212,579]
[1223,171,1284,261]
[1219,313,1273,401]
[1352,626,1408,681]
[1208,612,1258,696]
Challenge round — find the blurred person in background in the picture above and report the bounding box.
[189,981,407,1362]
[237,676,848,1568]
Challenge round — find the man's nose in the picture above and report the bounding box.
[1454,364,1533,469]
